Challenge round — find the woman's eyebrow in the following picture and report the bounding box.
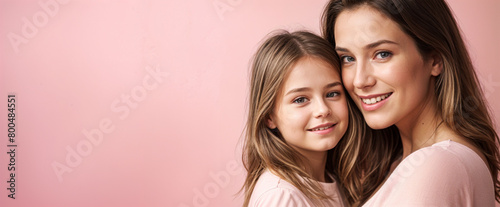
[335,39,399,52]
[335,46,349,52]
[364,39,398,49]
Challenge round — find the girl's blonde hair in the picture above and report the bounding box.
[241,30,371,206]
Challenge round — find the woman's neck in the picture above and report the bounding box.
[396,94,444,159]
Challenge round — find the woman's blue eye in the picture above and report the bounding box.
[342,56,355,63]
[327,92,340,98]
[293,97,308,104]
[376,51,392,59]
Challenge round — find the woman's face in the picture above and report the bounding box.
[267,57,348,158]
[334,5,441,129]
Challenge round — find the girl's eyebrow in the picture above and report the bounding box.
[285,82,342,96]
[325,82,342,89]
[285,87,311,96]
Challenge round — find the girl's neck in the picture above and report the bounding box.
[302,151,328,182]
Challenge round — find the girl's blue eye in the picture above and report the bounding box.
[327,91,340,98]
[293,97,308,104]
[376,51,392,59]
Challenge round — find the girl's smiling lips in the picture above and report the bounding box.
[307,123,337,135]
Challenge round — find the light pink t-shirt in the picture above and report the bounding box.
[248,170,346,207]
[363,140,494,207]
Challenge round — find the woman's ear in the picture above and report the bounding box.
[266,115,277,129]
[430,52,444,77]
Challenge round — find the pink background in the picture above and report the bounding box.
[1,0,499,206]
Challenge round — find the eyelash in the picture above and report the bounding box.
[327,91,340,98]
[341,56,355,64]
[292,92,341,104]
[375,51,392,59]
[340,51,393,64]
[293,97,308,104]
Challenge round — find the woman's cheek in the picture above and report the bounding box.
[341,70,355,92]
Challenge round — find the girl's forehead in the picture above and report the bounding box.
[281,57,341,88]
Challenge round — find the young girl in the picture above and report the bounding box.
[241,30,358,206]
[322,0,500,206]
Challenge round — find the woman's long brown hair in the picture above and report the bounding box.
[322,0,500,205]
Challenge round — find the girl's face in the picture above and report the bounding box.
[267,57,348,158]
[334,5,442,129]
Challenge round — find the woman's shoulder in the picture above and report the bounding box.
[363,140,495,206]
[419,139,489,173]
[393,140,494,202]
[397,140,491,182]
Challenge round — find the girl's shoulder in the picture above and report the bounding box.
[248,170,310,207]
[252,170,299,193]
[248,170,346,207]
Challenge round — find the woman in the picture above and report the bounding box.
[322,0,500,206]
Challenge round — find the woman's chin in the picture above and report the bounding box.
[365,119,393,130]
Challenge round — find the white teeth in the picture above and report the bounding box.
[362,94,390,105]
[311,125,332,131]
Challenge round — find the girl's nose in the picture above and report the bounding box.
[314,99,331,118]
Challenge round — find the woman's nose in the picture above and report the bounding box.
[352,61,375,89]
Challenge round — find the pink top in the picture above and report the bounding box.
[363,140,494,207]
[248,170,346,207]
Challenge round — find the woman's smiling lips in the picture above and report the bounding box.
[307,123,336,135]
[357,92,393,111]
